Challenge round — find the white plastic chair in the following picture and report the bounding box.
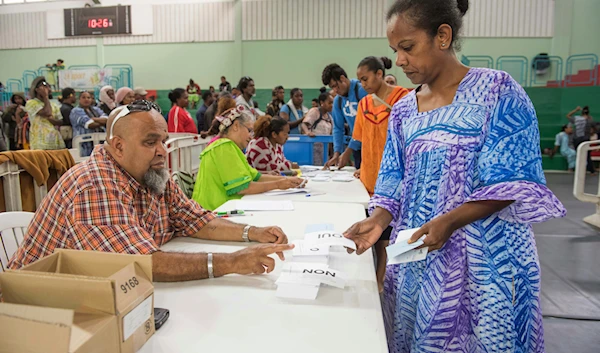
[0,211,34,272]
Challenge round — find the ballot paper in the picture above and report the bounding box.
[305,223,335,233]
[309,174,331,182]
[276,283,320,300]
[388,247,428,265]
[289,240,329,264]
[331,174,355,182]
[262,188,312,196]
[278,263,346,289]
[386,228,427,265]
[233,200,294,211]
[304,231,357,250]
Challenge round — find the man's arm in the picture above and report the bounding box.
[331,97,345,154]
[152,243,293,282]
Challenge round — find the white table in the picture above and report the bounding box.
[242,169,371,208]
[139,201,388,353]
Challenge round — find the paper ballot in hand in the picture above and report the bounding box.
[386,228,427,265]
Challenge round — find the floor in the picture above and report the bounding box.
[535,173,600,353]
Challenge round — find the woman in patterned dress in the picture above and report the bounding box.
[343,0,565,352]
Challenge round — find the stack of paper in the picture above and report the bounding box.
[386,228,428,265]
[275,224,352,300]
[275,263,346,300]
[289,240,329,264]
[332,174,355,182]
[262,188,311,196]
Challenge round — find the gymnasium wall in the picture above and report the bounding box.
[1,0,597,90]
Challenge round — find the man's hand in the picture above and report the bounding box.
[37,86,49,100]
[308,132,316,137]
[248,226,288,244]
[337,148,354,169]
[324,152,340,169]
[229,243,294,275]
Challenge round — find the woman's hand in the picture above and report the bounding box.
[308,132,316,137]
[343,218,385,255]
[353,169,361,179]
[276,177,305,190]
[408,215,454,252]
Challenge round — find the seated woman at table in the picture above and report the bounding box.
[192,107,305,211]
[246,115,299,173]
[70,91,108,156]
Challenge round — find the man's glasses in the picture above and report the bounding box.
[108,100,162,140]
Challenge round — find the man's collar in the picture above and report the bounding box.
[100,145,145,193]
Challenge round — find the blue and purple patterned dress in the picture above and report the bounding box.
[370,68,566,353]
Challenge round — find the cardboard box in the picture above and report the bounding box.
[0,302,119,353]
[0,249,155,353]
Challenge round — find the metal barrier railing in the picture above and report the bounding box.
[573,141,600,228]
[530,55,563,86]
[21,70,37,94]
[497,56,529,86]
[104,64,134,89]
[165,134,210,177]
[565,54,598,86]
[461,55,495,69]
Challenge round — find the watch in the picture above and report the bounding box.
[242,225,252,242]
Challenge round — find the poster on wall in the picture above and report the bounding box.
[58,68,113,90]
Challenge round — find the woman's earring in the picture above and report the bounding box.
[441,43,446,48]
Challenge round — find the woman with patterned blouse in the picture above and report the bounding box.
[246,115,298,173]
[25,76,65,150]
[343,1,565,352]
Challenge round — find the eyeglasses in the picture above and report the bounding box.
[108,100,162,140]
[243,124,254,135]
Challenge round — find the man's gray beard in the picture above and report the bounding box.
[143,167,169,194]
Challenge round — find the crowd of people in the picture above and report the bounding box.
[0,0,585,351]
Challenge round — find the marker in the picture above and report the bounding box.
[216,210,245,217]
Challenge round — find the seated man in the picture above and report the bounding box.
[9,100,292,281]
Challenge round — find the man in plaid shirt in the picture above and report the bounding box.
[9,102,293,281]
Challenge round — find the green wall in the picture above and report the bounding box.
[1,0,599,91]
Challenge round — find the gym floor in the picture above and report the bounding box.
[535,173,600,353]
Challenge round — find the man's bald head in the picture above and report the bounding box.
[104,106,169,186]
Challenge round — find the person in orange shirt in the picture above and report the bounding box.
[353,56,409,292]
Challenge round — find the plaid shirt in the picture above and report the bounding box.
[8,144,215,269]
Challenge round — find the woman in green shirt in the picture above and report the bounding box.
[192,107,305,210]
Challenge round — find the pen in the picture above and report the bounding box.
[216,210,245,217]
